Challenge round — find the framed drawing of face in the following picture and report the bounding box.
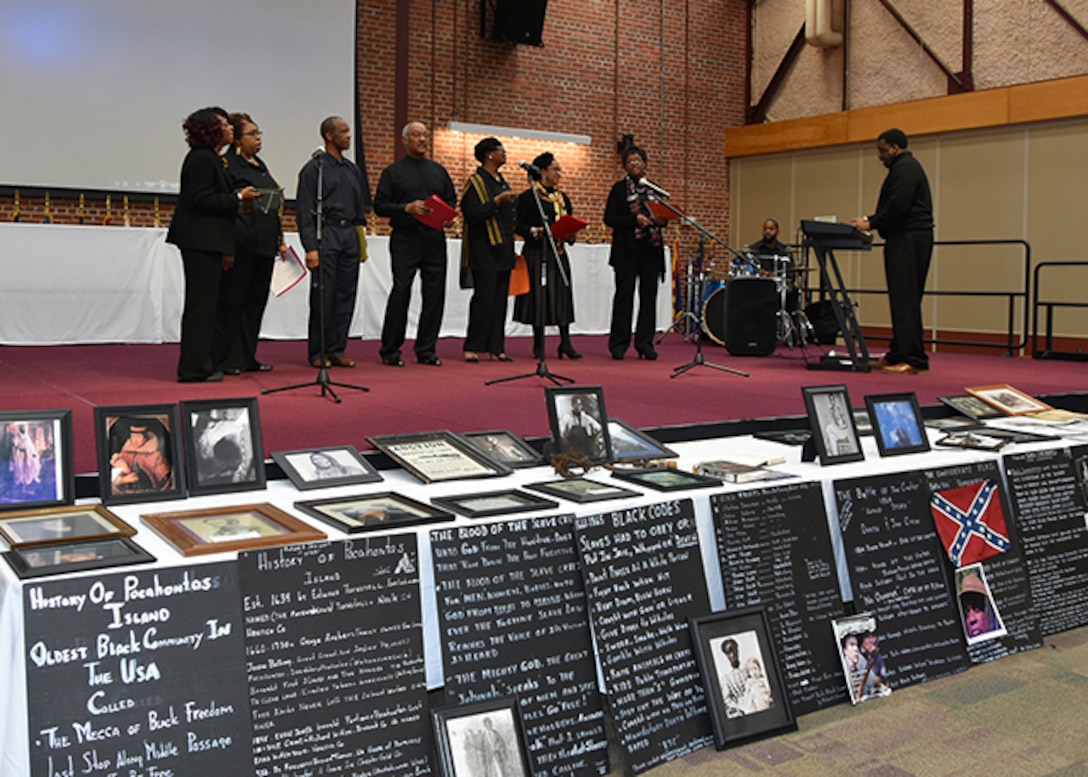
[141,503,325,556]
[801,385,865,465]
[180,398,266,496]
[865,392,930,457]
[0,409,74,511]
[95,404,186,504]
[271,446,382,491]
[545,385,612,464]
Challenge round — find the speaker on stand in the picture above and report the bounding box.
[721,277,778,356]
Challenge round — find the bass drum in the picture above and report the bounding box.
[701,284,729,346]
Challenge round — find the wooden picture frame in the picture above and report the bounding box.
[611,467,722,492]
[460,429,544,469]
[431,697,532,777]
[180,397,266,496]
[689,607,796,749]
[368,431,511,484]
[545,385,613,464]
[607,418,677,462]
[3,536,155,579]
[141,503,325,556]
[965,384,1053,416]
[938,394,1004,421]
[271,445,382,491]
[294,491,454,533]
[95,404,186,504]
[524,477,641,504]
[431,489,559,518]
[0,409,74,511]
[801,385,865,465]
[865,392,931,457]
[0,504,135,548]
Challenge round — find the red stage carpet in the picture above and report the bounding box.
[1,336,1084,475]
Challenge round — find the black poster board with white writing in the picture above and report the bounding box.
[711,481,849,715]
[923,460,1042,664]
[430,515,608,777]
[1003,447,1088,637]
[24,562,254,777]
[574,499,713,777]
[238,537,431,777]
[835,472,969,689]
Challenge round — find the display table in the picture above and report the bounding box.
[0,223,672,345]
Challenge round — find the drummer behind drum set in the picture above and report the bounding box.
[742,218,813,348]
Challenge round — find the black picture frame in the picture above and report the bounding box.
[3,536,155,579]
[938,394,1004,421]
[295,491,455,533]
[460,429,545,469]
[801,385,865,465]
[611,467,722,492]
[431,697,532,777]
[180,397,266,496]
[524,477,642,503]
[545,385,613,464]
[431,489,559,518]
[368,431,512,484]
[0,409,74,511]
[865,392,931,457]
[689,607,796,749]
[0,504,136,548]
[94,404,186,504]
[607,417,677,462]
[271,445,382,491]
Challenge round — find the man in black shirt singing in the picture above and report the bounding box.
[850,128,934,375]
[373,122,457,366]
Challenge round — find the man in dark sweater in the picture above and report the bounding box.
[850,128,934,375]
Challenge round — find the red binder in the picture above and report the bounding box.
[550,214,588,241]
[413,195,457,231]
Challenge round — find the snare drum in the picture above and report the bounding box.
[729,256,760,278]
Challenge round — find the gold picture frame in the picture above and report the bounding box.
[141,502,325,557]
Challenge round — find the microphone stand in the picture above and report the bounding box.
[264,150,369,402]
[487,169,574,387]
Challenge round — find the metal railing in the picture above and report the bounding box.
[1031,260,1088,361]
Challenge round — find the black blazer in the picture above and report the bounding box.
[166,146,238,254]
[603,177,663,272]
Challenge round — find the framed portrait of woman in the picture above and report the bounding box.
[801,385,865,465]
[0,409,74,511]
[95,404,186,504]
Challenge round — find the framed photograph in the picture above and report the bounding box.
[938,394,1005,421]
[295,491,454,533]
[545,385,613,464]
[925,417,984,432]
[524,477,641,504]
[0,409,74,511]
[832,613,892,704]
[271,445,382,491]
[95,404,185,504]
[607,418,677,462]
[689,607,796,749]
[611,467,722,492]
[4,536,155,579]
[431,489,559,518]
[956,563,1007,646]
[431,697,532,777]
[0,504,135,548]
[141,503,325,556]
[801,385,865,465]
[965,384,1053,416]
[460,430,544,469]
[368,431,511,484]
[865,392,931,457]
[180,398,266,496]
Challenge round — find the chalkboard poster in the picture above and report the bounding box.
[1002,447,1088,637]
[835,472,968,690]
[924,461,1042,664]
[574,499,713,777]
[24,562,254,777]
[430,514,608,777]
[711,481,849,715]
[237,536,431,777]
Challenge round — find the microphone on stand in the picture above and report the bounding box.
[518,160,542,179]
[311,147,326,159]
[638,178,671,199]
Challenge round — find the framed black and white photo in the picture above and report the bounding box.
[938,394,1004,421]
[271,445,382,491]
[607,418,677,462]
[142,502,325,556]
[965,384,1052,416]
[95,404,186,504]
[0,409,74,511]
[368,431,511,484]
[461,430,544,469]
[689,607,796,749]
[4,536,155,579]
[180,397,266,496]
[865,392,931,457]
[545,385,612,463]
[611,467,722,492]
[801,385,865,465]
[0,504,135,548]
[295,491,454,533]
[524,477,641,504]
[432,698,532,777]
[431,489,559,518]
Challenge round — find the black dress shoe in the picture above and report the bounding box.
[222,367,242,376]
[636,347,658,361]
[558,344,583,360]
[611,350,625,360]
[417,355,442,366]
[243,362,273,372]
[491,353,514,362]
[179,371,224,383]
[382,355,406,367]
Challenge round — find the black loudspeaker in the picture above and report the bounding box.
[722,277,778,356]
[492,0,548,46]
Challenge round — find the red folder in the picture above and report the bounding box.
[646,201,678,222]
[413,194,457,231]
[550,214,588,241]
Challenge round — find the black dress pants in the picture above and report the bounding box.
[380,232,447,360]
[608,244,660,355]
[465,267,511,355]
[214,248,274,370]
[307,227,360,363]
[178,249,224,381]
[883,230,933,369]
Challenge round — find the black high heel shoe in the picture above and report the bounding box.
[636,346,658,361]
[490,352,514,362]
[557,343,583,360]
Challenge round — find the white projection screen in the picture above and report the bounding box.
[0,0,356,197]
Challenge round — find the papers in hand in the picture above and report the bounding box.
[271,246,307,297]
[550,215,588,241]
[413,195,457,231]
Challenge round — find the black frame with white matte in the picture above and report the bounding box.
[180,397,266,496]
[432,697,532,777]
[271,445,382,491]
[865,392,931,457]
[94,404,186,505]
[801,384,865,465]
[545,385,613,464]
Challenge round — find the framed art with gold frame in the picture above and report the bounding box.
[0,504,135,548]
[965,384,1053,416]
[141,503,325,556]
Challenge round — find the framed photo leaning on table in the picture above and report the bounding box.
[0,409,74,511]
[0,503,135,548]
[180,397,266,496]
[368,431,511,484]
[295,492,454,533]
[431,697,532,777]
[607,418,677,462]
[4,536,155,580]
[430,489,559,519]
[545,385,612,463]
[525,477,641,504]
[801,385,865,465]
[965,384,1053,416]
[95,404,186,505]
[272,445,382,491]
[865,392,930,457]
[460,430,544,469]
[611,467,722,492]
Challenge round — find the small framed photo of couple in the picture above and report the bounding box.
[689,607,796,749]
[271,446,382,491]
[0,409,74,512]
[94,404,186,505]
[431,697,532,777]
[801,385,865,465]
